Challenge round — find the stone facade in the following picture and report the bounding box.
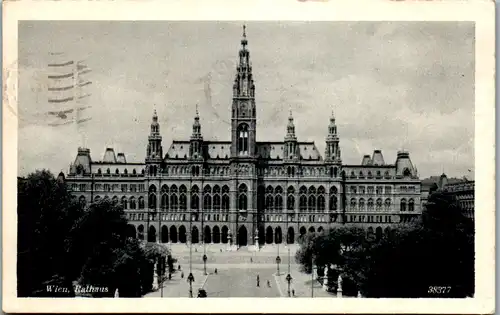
[65,26,421,247]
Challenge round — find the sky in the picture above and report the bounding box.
[17,21,475,179]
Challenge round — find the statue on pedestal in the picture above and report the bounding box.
[322,266,329,291]
[337,274,343,298]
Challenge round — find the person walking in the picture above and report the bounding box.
[267,280,271,288]
[256,275,260,287]
[292,289,295,297]
[215,268,218,275]
[181,271,184,279]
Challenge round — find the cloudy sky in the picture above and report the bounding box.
[18,21,474,179]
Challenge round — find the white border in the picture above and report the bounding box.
[2,0,495,313]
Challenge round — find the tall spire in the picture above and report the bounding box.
[286,108,296,140]
[233,24,254,99]
[241,24,248,48]
[191,104,202,140]
[150,108,159,135]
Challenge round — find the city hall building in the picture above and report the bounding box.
[65,27,422,247]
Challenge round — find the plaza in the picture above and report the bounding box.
[145,244,336,298]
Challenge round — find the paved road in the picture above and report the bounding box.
[203,266,281,298]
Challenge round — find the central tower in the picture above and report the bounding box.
[231,25,257,159]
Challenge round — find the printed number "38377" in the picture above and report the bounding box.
[428,286,451,294]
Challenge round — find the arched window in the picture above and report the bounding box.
[129,197,136,209]
[149,185,157,209]
[191,185,199,211]
[359,198,365,211]
[384,198,391,210]
[238,184,248,211]
[179,185,187,211]
[308,195,316,212]
[317,195,325,212]
[299,195,307,213]
[237,124,249,156]
[350,198,357,210]
[106,168,111,174]
[376,198,382,211]
[329,195,338,211]
[161,185,169,211]
[170,185,178,210]
[222,185,230,213]
[330,186,338,195]
[97,168,102,175]
[115,168,119,175]
[112,196,118,206]
[213,185,221,212]
[138,197,145,209]
[287,195,295,211]
[203,185,212,211]
[367,198,374,211]
[408,198,415,211]
[400,199,407,211]
[266,195,274,212]
[275,195,283,212]
[204,194,212,212]
[121,196,128,209]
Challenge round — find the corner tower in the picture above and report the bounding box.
[231,25,257,159]
[146,109,163,176]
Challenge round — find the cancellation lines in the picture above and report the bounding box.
[45,52,93,128]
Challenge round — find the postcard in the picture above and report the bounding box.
[2,0,495,313]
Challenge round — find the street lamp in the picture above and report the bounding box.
[203,254,208,275]
[311,254,315,298]
[187,272,195,298]
[286,273,293,297]
[276,255,281,276]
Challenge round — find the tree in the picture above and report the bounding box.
[357,191,474,298]
[295,190,474,298]
[18,169,176,298]
[17,170,84,297]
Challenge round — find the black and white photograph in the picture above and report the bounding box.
[3,1,495,313]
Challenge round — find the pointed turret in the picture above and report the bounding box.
[146,109,163,162]
[190,105,204,160]
[284,109,299,161]
[325,111,341,163]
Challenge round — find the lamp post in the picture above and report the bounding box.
[189,211,194,297]
[286,273,293,297]
[187,272,195,298]
[311,254,315,298]
[203,254,208,275]
[276,255,281,276]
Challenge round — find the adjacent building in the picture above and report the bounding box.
[65,26,421,247]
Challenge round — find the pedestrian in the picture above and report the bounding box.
[250,257,253,263]
[181,271,184,279]
[220,249,222,253]
[169,273,172,280]
[178,265,181,271]
[267,280,271,288]
[215,268,218,274]
[292,289,295,297]
[256,275,260,287]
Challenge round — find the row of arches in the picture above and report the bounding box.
[96,168,144,176]
[126,224,392,245]
[88,195,146,209]
[348,198,415,212]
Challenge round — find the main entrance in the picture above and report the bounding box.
[237,226,248,246]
